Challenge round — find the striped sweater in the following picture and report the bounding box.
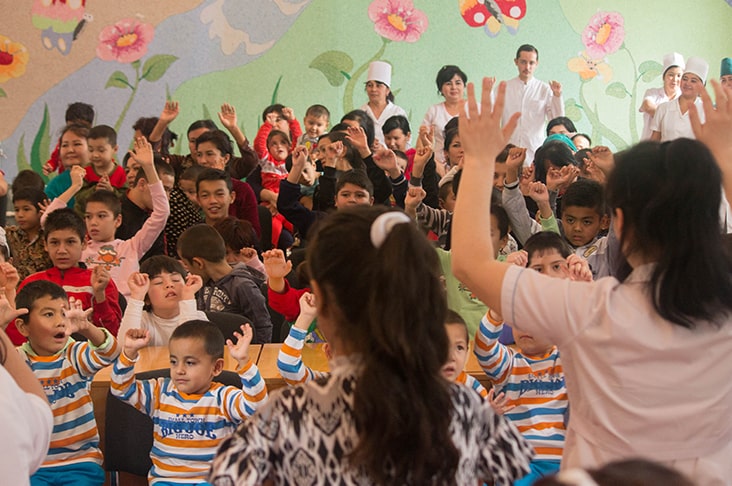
[18,330,120,468]
[110,352,268,484]
[475,312,567,461]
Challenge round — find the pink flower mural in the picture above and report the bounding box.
[581,11,624,59]
[96,18,154,63]
[0,35,29,84]
[368,0,428,43]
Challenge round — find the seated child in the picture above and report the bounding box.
[298,104,330,160]
[116,255,207,348]
[111,321,267,485]
[73,124,127,216]
[382,115,414,177]
[178,224,272,343]
[5,187,53,280]
[44,124,91,209]
[15,281,120,485]
[213,216,266,276]
[10,208,122,345]
[195,167,261,239]
[475,232,592,486]
[178,164,206,207]
[44,137,170,297]
[254,104,302,171]
[441,309,488,399]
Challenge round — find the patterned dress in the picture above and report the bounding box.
[210,355,533,485]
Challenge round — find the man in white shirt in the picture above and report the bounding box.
[501,44,564,165]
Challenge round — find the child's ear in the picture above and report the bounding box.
[600,213,610,231]
[499,234,509,251]
[192,257,206,270]
[212,357,224,376]
[114,214,122,229]
[229,190,236,203]
[15,318,29,337]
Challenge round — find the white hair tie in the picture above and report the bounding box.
[370,212,412,249]
[556,468,599,486]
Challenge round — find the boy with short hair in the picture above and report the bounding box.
[196,168,236,227]
[178,224,273,343]
[298,104,330,160]
[6,187,53,281]
[15,280,121,485]
[74,124,127,215]
[111,320,267,484]
[13,208,122,343]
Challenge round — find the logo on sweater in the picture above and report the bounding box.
[86,244,124,270]
[159,414,219,440]
[517,371,565,397]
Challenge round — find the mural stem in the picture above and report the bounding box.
[622,45,639,144]
[114,62,141,133]
[343,38,389,114]
[579,82,628,150]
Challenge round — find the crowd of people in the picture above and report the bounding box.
[1,43,731,485]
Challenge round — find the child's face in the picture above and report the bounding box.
[439,186,457,212]
[147,271,185,315]
[88,137,117,173]
[335,183,373,208]
[561,205,604,248]
[197,141,228,170]
[299,159,319,187]
[489,214,508,258]
[60,131,89,168]
[512,327,553,357]
[446,135,463,166]
[179,179,199,207]
[197,180,234,223]
[441,322,469,382]
[493,161,507,191]
[528,249,569,279]
[572,135,590,151]
[384,128,410,152]
[267,134,290,162]
[188,128,210,162]
[17,296,69,356]
[45,229,84,270]
[85,201,121,242]
[13,200,41,232]
[168,337,223,395]
[304,115,328,140]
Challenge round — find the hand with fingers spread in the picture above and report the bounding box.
[345,126,370,158]
[128,136,154,168]
[373,146,400,178]
[487,388,516,415]
[128,272,150,301]
[690,79,732,171]
[181,274,203,300]
[263,249,292,293]
[65,296,95,336]
[227,323,254,365]
[37,198,52,216]
[218,103,239,132]
[159,101,180,125]
[0,291,27,330]
[546,165,579,192]
[566,254,593,282]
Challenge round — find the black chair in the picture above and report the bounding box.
[205,310,253,343]
[104,369,243,483]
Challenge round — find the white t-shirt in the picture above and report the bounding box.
[422,102,459,164]
[651,98,705,142]
[117,298,208,348]
[360,101,407,146]
[0,365,53,485]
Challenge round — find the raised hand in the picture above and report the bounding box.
[566,254,593,282]
[262,249,292,279]
[294,292,317,331]
[42,162,54,176]
[412,146,433,177]
[124,328,151,359]
[127,272,150,301]
[218,103,238,132]
[691,79,732,168]
[159,101,180,124]
[546,165,579,192]
[372,146,400,177]
[345,126,369,156]
[417,125,434,150]
[404,185,426,212]
[587,146,615,176]
[65,296,95,336]
[181,274,203,300]
[0,291,27,330]
[504,250,528,267]
[91,265,111,300]
[281,107,295,121]
[0,262,19,292]
[487,388,515,415]
[69,165,86,189]
[527,181,549,204]
[550,80,562,97]
[128,136,154,167]
[226,323,254,365]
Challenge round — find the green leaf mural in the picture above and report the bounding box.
[106,70,132,89]
[310,51,354,87]
[639,60,663,82]
[16,134,31,173]
[606,82,628,99]
[0,87,6,98]
[271,75,283,105]
[141,55,178,82]
[30,104,51,180]
[565,98,583,122]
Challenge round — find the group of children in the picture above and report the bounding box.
[3,51,729,486]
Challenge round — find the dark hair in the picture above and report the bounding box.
[329,122,351,133]
[134,159,175,186]
[44,207,86,242]
[305,104,330,119]
[365,79,395,103]
[133,117,177,155]
[325,131,365,171]
[187,119,217,137]
[60,123,90,141]
[196,168,233,193]
[195,129,233,158]
[490,205,510,239]
[12,170,45,193]
[452,167,462,196]
[382,115,411,137]
[0,244,10,262]
[606,140,732,329]
[12,187,45,209]
[65,102,94,125]
[306,206,458,483]
[178,224,227,263]
[266,129,291,148]
[496,144,517,164]
[436,65,467,94]
[88,124,117,146]
[262,104,285,122]
[438,181,454,204]
[140,255,187,279]
[516,44,539,60]
[444,126,460,156]
[574,148,592,171]
[524,231,572,262]
[213,217,258,252]
[170,320,225,360]
[85,189,122,217]
[546,117,577,136]
[445,309,468,342]
[563,178,606,216]
[16,281,67,323]
[572,132,592,146]
[443,116,459,134]
[534,458,694,486]
[533,141,577,184]
[341,109,375,149]
[335,170,374,197]
[180,164,206,183]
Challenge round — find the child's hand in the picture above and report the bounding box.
[128,137,154,167]
[226,323,253,364]
[65,296,94,336]
[506,147,527,171]
[582,156,607,184]
[91,266,111,300]
[404,185,426,211]
[128,272,150,301]
[159,101,179,124]
[124,328,150,359]
[42,162,54,176]
[217,103,238,131]
[0,292,27,330]
[281,107,295,121]
[527,181,550,204]
[0,263,20,292]
[37,198,51,216]
[545,165,579,192]
[587,146,614,176]
[372,147,399,176]
[181,274,203,300]
[417,125,434,150]
[487,388,515,415]
[691,79,732,166]
[413,146,433,173]
[291,146,308,170]
[295,292,317,330]
[262,249,292,280]
[69,165,86,189]
[96,174,113,192]
[566,254,593,282]
[345,126,369,155]
[504,250,528,267]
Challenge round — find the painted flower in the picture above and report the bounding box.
[368,0,428,43]
[582,11,624,59]
[568,51,613,83]
[0,35,29,83]
[96,18,154,63]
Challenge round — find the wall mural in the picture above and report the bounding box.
[1,0,730,183]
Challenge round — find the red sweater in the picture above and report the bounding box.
[7,265,123,345]
[268,280,310,322]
